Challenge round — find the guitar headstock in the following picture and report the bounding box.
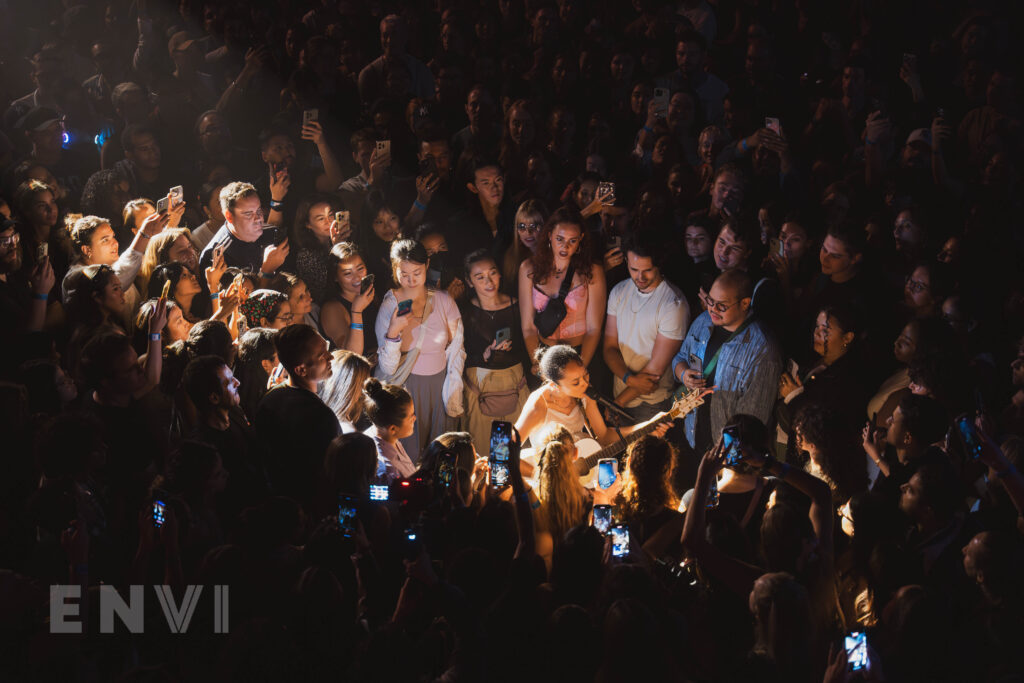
[669,387,712,418]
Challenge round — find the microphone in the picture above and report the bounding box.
[585,386,634,423]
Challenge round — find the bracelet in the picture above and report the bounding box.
[385,334,401,343]
[269,200,283,210]
[413,199,427,211]
[740,137,749,152]
[33,292,48,301]
[622,370,633,384]
[210,291,220,300]
[149,332,162,341]
[642,125,654,134]
[350,322,364,330]
[530,499,541,510]
[259,271,273,280]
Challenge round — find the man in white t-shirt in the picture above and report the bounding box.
[603,235,690,421]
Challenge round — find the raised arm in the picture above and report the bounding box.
[580,265,606,367]
[518,261,541,367]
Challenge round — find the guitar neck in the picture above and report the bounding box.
[579,420,661,471]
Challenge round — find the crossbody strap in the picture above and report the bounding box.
[554,263,577,301]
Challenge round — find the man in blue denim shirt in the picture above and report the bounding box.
[672,269,781,454]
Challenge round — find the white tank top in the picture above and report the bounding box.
[541,396,591,443]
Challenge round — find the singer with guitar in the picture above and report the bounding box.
[515,345,710,480]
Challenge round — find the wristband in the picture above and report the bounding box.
[385,334,401,343]
[413,199,427,211]
[210,291,220,300]
[642,125,654,134]
[865,138,877,146]
[530,499,541,510]
[740,137,749,152]
[350,322,364,330]
[149,332,162,341]
[34,292,49,301]
[622,370,633,384]
[259,271,273,280]
[269,200,283,210]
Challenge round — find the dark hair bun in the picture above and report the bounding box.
[363,377,383,399]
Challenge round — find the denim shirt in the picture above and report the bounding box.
[671,311,782,449]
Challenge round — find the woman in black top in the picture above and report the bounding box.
[460,249,530,453]
[319,242,378,361]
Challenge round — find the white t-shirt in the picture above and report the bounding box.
[607,279,689,407]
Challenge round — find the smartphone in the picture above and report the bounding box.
[495,327,511,345]
[597,458,618,489]
[609,234,622,252]
[598,181,616,204]
[954,414,984,460]
[652,88,669,117]
[706,474,719,508]
[593,504,613,534]
[845,631,868,671]
[161,278,172,300]
[489,420,512,489]
[335,210,350,226]
[611,524,630,557]
[765,117,782,136]
[271,160,286,177]
[369,484,389,501]
[360,274,375,295]
[722,426,742,467]
[156,196,169,213]
[37,242,48,260]
[769,237,783,258]
[375,140,391,158]
[337,494,358,538]
[418,155,438,177]
[437,451,457,488]
[269,362,287,385]
[152,499,166,528]
[396,299,413,316]
[403,527,422,561]
[169,185,184,208]
[303,108,319,125]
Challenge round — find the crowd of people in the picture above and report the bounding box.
[1,0,1023,681]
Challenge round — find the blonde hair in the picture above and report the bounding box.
[535,425,588,542]
[137,227,192,293]
[318,350,372,426]
[503,199,547,284]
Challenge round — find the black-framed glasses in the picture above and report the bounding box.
[517,222,541,234]
[905,276,929,294]
[702,294,740,314]
[275,312,295,323]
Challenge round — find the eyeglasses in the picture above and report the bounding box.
[905,276,929,294]
[276,312,295,323]
[702,294,740,314]
[0,233,20,249]
[517,222,541,234]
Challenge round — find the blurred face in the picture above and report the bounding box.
[676,40,704,76]
[29,190,59,230]
[904,266,934,312]
[30,121,62,155]
[166,305,192,343]
[306,202,333,242]
[812,312,851,359]
[226,195,264,242]
[893,322,919,365]
[26,165,64,200]
[893,211,924,252]
[899,472,924,519]
[127,132,161,170]
[674,228,706,266]
[419,140,452,179]
[174,267,202,299]
[198,112,231,155]
[420,233,447,257]
[169,235,199,273]
[261,134,295,168]
[1011,357,1024,387]
[468,258,501,297]
[713,226,750,270]
[97,276,125,314]
[630,83,651,116]
[266,301,293,329]
[610,52,634,81]
[380,19,404,58]
[289,280,312,317]
[706,280,748,328]
[962,534,987,580]
[508,106,534,146]
[396,259,426,290]
[554,360,589,399]
[885,405,910,451]
[698,130,718,164]
[711,172,743,212]
[336,255,368,295]
[819,235,859,277]
[85,223,119,265]
[396,400,416,438]
[130,203,156,234]
[216,364,241,408]
[0,228,22,273]
[303,335,333,382]
[667,172,687,204]
[54,366,77,403]
[841,66,866,100]
[106,347,145,396]
[516,212,542,250]
[372,209,401,242]
[627,252,661,293]
[465,88,491,127]
[937,236,961,264]
[353,141,374,173]
[470,166,505,207]
[667,93,695,129]
[575,180,597,210]
[779,222,809,260]
[526,156,552,193]
[550,223,582,261]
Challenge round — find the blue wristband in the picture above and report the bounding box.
[259,271,273,280]
[350,322,364,330]
[34,292,48,301]
[642,125,654,134]
[269,200,283,210]
[413,199,427,211]
[740,138,749,152]
[149,332,162,341]
[622,370,633,384]
[210,291,220,300]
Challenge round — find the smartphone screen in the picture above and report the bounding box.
[169,185,184,207]
[845,631,868,671]
[489,420,512,488]
[722,428,742,467]
[156,196,169,213]
[593,504,613,534]
[152,500,166,528]
[437,451,457,488]
[706,475,719,508]
[955,415,984,460]
[652,88,669,117]
[765,117,782,135]
[369,484,389,501]
[597,458,617,489]
[337,495,358,537]
[495,327,511,345]
[396,299,413,316]
[360,274,375,295]
[303,108,319,124]
[611,524,630,557]
[37,242,48,260]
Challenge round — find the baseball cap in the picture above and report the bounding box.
[16,107,61,133]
